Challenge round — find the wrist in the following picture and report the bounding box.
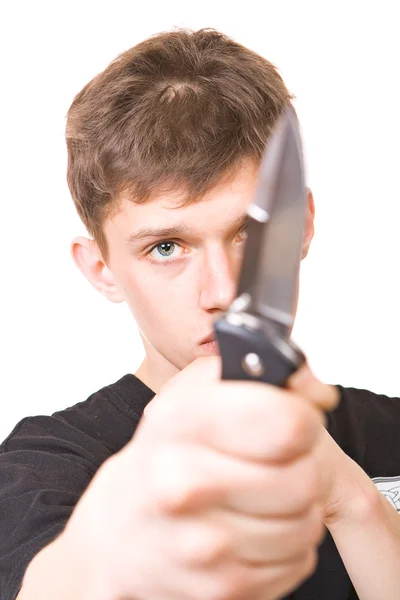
[20,530,95,600]
[324,455,382,530]
[60,514,121,600]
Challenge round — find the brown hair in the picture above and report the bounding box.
[66,28,293,259]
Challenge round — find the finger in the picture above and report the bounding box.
[168,508,323,571]
[192,549,318,600]
[287,363,339,412]
[143,356,221,419]
[149,443,321,516]
[174,507,324,567]
[246,548,318,600]
[215,506,325,565]
[168,355,222,387]
[160,384,322,463]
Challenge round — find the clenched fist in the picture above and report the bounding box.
[62,356,338,600]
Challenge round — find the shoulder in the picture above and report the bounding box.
[328,385,400,478]
[0,374,152,600]
[330,385,400,438]
[1,373,155,469]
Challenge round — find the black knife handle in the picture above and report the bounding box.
[214,316,306,387]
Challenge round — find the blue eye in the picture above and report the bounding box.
[157,242,175,257]
[148,240,184,263]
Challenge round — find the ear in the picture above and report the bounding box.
[302,188,315,259]
[71,236,124,303]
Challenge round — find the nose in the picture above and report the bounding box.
[198,245,239,313]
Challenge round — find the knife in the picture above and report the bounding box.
[214,106,307,386]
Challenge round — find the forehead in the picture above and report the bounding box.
[105,161,259,239]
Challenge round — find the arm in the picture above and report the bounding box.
[16,532,97,600]
[15,358,335,600]
[329,483,400,600]
[320,429,400,600]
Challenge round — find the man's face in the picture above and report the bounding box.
[103,161,259,376]
[73,159,314,386]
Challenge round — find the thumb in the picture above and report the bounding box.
[287,363,340,413]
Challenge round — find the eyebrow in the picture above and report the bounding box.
[124,214,249,245]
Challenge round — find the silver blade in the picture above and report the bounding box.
[234,107,307,336]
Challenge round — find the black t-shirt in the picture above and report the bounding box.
[1,375,400,600]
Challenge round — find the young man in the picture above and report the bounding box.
[1,28,400,600]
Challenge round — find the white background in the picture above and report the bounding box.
[1,0,399,441]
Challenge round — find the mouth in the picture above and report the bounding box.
[199,332,216,345]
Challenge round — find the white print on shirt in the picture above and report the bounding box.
[372,476,400,513]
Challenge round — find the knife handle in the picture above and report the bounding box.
[214,316,305,387]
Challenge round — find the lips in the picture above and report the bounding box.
[200,332,216,345]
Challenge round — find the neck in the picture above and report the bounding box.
[134,352,179,395]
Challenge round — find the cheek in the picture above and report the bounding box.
[121,266,198,324]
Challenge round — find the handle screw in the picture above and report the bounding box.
[242,353,264,377]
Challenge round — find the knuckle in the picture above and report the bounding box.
[180,525,231,566]
[154,479,196,514]
[153,388,181,420]
[144,394,180,433]
[275,406,314,458]
[150,445,196,513]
